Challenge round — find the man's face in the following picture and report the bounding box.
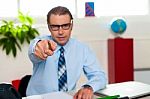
[48,14,73,46]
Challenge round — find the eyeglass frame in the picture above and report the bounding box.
[48,20,73,31]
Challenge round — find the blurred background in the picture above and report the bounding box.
[0,0,150,86]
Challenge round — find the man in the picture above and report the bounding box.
[27,6,107,99]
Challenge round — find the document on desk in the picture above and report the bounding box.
[25,92,73,99]
[24,95,42,99]
[95,81,150,98]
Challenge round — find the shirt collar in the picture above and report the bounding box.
[54,38,72,53]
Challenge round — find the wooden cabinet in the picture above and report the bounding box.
[108,37,134,83]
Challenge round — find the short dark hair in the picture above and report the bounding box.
[47,6,73,24]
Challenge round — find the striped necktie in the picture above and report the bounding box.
[58,47,68,91]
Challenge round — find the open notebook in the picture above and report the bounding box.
[95,81,150,98]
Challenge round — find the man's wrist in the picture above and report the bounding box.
[83,85,93,91]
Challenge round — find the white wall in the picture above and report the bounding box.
[135,70,150,84]
[0,15,150,83]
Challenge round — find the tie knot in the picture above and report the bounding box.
[59,47,64,53]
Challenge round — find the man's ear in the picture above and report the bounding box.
[48,25,52,32]
[70,21,73,30]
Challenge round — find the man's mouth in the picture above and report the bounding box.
[58,37,65,40]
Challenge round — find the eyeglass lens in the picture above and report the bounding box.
[49,23,71,31]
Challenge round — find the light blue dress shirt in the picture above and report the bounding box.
[26,35,107,96]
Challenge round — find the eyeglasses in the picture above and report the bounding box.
[48,22,72,31]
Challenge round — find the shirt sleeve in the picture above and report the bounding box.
[28,37,43,64]
[83,46,108,92]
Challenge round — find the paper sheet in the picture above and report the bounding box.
[24,92,73,99]
[43,92,73,99]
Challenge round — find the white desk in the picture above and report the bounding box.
[23,92,100,99]
[95,81,150,99]
[23,92,72,99]
[23,81,150,99]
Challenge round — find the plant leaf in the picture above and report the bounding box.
[15,40,21,51]
[0,38,7,46]
[0,12,39,58]
[18,11,26,23]
[6,43,11,55]
[12,42,17,57]
[26,16,33,25]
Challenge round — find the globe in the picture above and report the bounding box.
[111,18,127,34]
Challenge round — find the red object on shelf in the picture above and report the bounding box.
[12,79,21,91]
[108,37,134,84]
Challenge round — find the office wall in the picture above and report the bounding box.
[0,15,150,84]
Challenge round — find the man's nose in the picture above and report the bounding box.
[58,26,63,34]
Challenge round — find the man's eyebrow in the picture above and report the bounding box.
[49,22,71,25]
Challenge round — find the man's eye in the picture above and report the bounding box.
[62,24,70,27]
[63,24,69,26]
[51,25,59,28]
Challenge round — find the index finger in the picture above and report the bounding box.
[48,40,57,51]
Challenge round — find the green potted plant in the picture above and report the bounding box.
[0,11,39,57]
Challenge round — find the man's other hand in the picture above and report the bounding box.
[34,40,57,60]
[74,86,93,99]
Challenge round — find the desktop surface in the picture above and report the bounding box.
[23,92,100,99]
[23,81,150,99]
[95,81,150,99]
[23,92,150,99]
